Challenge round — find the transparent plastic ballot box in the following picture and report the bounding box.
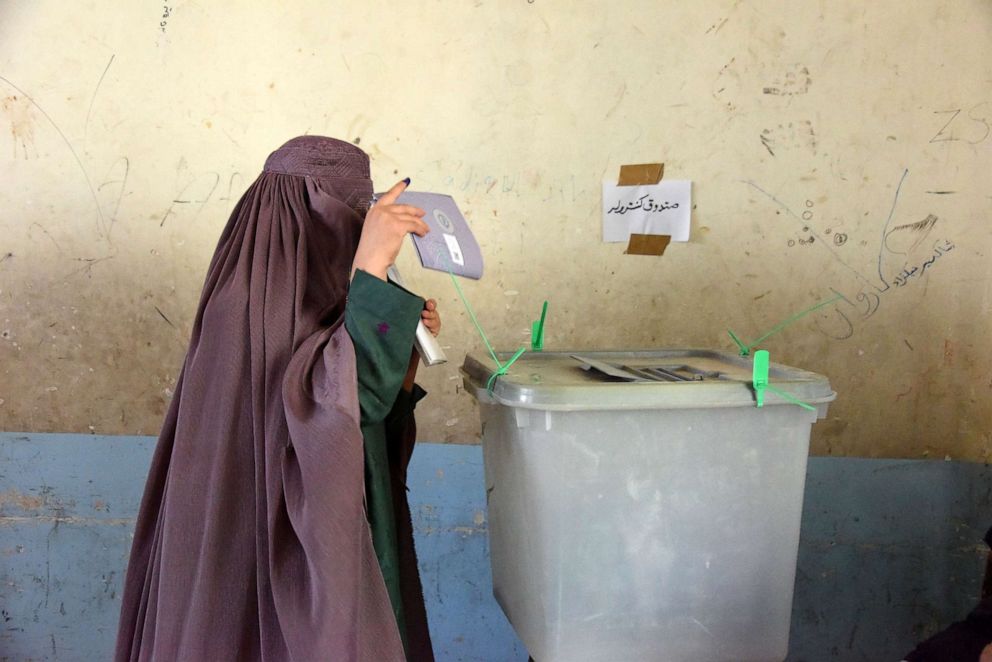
[460,349,835,662]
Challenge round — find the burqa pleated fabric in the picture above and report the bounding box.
[115,137,413,661]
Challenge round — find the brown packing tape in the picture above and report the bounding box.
[617,163,664,186]
[625,233,671,256]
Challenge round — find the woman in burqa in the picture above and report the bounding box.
[114,136,439,661]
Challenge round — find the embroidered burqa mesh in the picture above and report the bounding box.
[114,136,410,661]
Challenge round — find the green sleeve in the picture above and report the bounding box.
[344,269,424,425]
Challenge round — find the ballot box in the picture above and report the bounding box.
[461,350,835,662]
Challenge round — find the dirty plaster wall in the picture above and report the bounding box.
[0,1,990,460]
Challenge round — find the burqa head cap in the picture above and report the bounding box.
[263,135,374,214]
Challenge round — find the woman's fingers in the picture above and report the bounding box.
[421,299,441,336]
[400,217,430,236]
[387,204,426,217]
[376,178,410,206]
[422,319,440,336]
[387,214,427,231]
[377,207,427,236]
[349,177,428,279]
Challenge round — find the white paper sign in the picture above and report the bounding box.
[602,180,692,242]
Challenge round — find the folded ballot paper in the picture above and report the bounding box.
[393,191,484,280]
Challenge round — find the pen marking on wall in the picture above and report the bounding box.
[929,109,961,143]
[875,168,909,288]
[219,127,242,148]
[818,229,954,338]
[928,103,990,144]
[65,255,116,280]
[890,239,955,289]
[29,223,63,254]
[705,17,729,35]
[604,81,627,119]
[760,132,775,156]
[883,214,937,256]
[742,179,872,288]
[160,172,220,227]
[97,156,130,241]
[159,5,172,33]
[154,306,175,328]
[742,171,957,341]
[84,54,115,138]
[705,1,740,35]
[760,121,817,157]
[218,172,245,203]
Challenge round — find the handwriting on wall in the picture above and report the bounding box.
[891,239,955,288]
[160,172,220,228]
[159,5,172,33]
[427,159,584,205]
[744,169,958,342]
[929,102,990,144]
[822,231,955,342]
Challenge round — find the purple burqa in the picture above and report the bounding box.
[115,137,409,661]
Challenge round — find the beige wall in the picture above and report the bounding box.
[1,1,990,460]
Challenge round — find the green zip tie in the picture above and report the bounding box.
[487,346,527,392]
[445,267,527,395]
[767,384,817,411]
[752,350,769,407]
[751,349,816,411]
[728,329,748,356]
[729,292,843,356]
[531,301,549,351]
[446,269,500,366]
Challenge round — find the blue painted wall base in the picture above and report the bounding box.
[1,433,989,661]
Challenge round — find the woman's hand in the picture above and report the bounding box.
[402,299,442,392]
[351,178,429,280]
[421,299,441,337]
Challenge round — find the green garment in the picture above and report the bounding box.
[345,269,425,649]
